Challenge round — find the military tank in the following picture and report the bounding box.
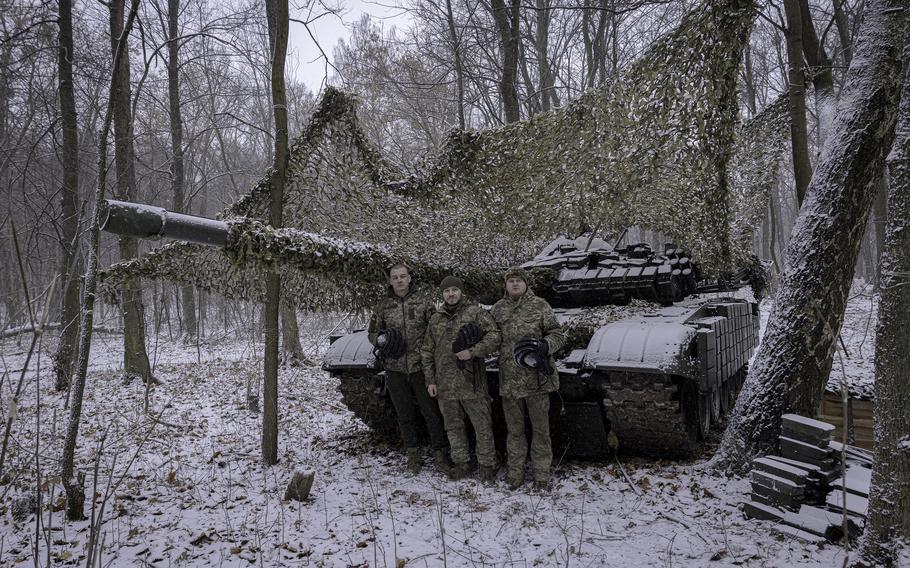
[324,235,760,458]
[98,199,760,458]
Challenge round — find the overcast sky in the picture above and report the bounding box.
[287,0,412,93]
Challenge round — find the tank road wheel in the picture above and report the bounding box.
[710,388,722,424]
[682,384,711,443]
[720,379,734,414]
[335,370,400,445]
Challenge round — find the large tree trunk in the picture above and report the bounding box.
[54,0,81,392]
[858,24,910,565]
[62,0,140,520]
[871,175,888,290]
[783,0,813,205]
[489,0,521,123]
[262,0,289,466]
[165,0,196,342]
[713,0,904,473]
[109,0,151,382]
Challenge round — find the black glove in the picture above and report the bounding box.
[513,337,551,372]
[452,323,485,370]
[375,328,407,359]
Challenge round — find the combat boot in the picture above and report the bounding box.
[506,470,524,490]
[478,465,496,483]
[433,449,454,475]
[405,448,422,475]
[533,475,550,491]
[448,462,472,480]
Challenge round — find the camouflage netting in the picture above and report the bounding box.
[100,0,791,311]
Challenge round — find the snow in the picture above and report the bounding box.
[0,300,869,567]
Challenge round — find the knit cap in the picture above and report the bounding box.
[440,275,464,291]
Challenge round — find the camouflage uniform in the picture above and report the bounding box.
[491,282,566,484]
[368,287,448,452]
[421,298,501,468]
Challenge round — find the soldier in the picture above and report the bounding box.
[421,276,501,481]
[491,267,567,490]
[368,263,451,475]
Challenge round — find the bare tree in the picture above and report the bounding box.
[262,0,289,465]
[63,0,141,519]
[53,0,81,392]
[109,0,153,382]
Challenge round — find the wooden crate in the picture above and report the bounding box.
[817,393,874,450]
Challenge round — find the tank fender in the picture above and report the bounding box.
[584,321,697,377]
[322,330,378,370]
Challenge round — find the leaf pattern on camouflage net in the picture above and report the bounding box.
[101,0,788,309]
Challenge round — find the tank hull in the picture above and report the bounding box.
[325,297,759,458]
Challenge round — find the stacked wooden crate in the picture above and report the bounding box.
[743,414,872,543]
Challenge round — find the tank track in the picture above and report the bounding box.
[602,372,701,457]
[602,368,747,458]
[335,370,400,444]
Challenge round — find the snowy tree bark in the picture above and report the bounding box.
[713,0,905,473]
[109,0,152,382]
[262,0,289,466]
[858,20,910,565]
[280,301,304,365]
[54,0,81,392]
[62,0,140,519]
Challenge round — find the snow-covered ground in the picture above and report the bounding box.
[0,295,875,567]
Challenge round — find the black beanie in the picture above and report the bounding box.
[440,275,464,291]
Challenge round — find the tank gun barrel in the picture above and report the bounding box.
[99,199,228,247]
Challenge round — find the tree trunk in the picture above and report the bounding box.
[872,175,888,289]
[63,0,140,520]
[280,301,304,365]
[165,0,196,342]
[833,0,853,69]
[797,0,835,144]
[444,0,466,129]
[262,0,289,466]
[489,0,521,123]
[713,0,904,473]
[54,0,81,392]
[109,0,151,382]
[783,0,813,206]
[858,23,910,565]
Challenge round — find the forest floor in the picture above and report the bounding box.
[0,288,881,567]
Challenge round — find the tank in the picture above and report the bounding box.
[99,200,760,458]
[326,235,760,458]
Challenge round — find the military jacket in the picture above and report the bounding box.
[491,290,567,399]
[368,287,433,374]
[421,299,501,401]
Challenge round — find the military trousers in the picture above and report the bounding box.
[438,397,496,467]
[502,393,552,482]
[385,371,448,450]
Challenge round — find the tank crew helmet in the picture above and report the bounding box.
[452,322,484,353]
[513,337,551,372]
[375,328,407,359]
[440,275,464,291]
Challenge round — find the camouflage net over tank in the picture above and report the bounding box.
[100,0,792,311]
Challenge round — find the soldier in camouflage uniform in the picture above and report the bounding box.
[368,263,451,475]
[421,276,501,481]
[491,267,567,490]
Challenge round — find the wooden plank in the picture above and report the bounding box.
[751,471,806,496]
[826,489,869,518]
